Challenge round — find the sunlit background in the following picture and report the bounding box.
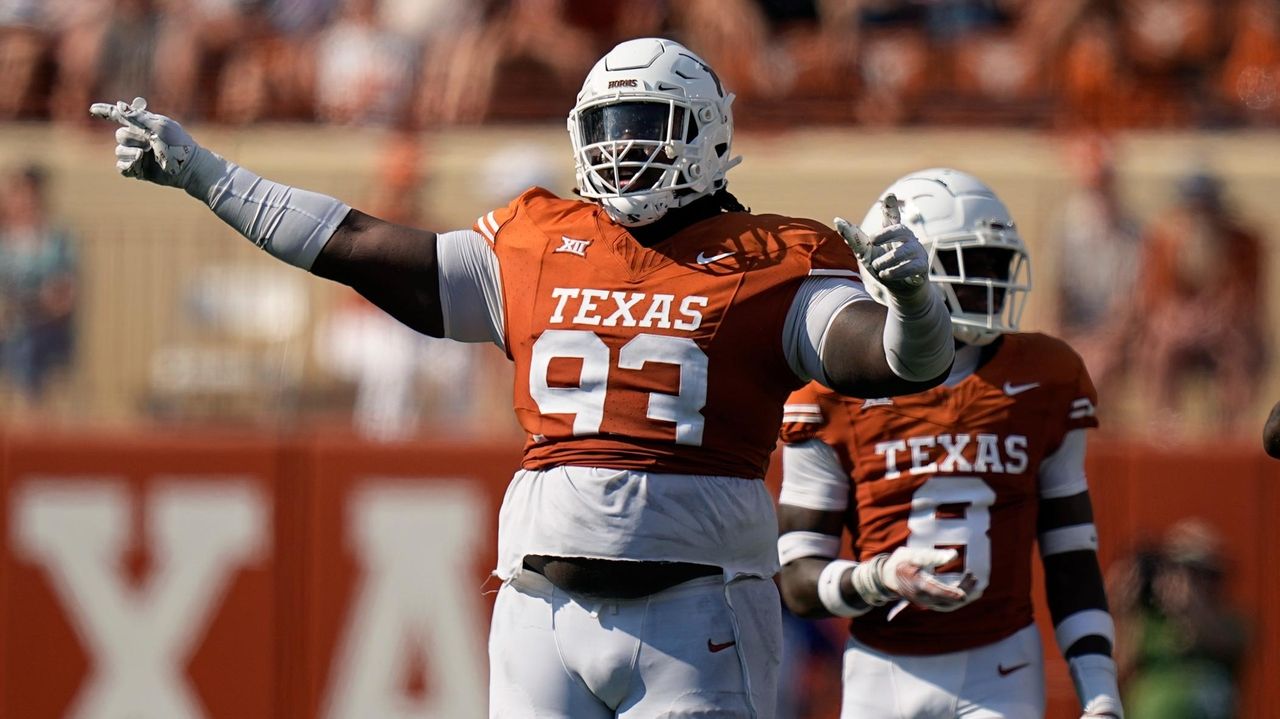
[0,1,1276,717]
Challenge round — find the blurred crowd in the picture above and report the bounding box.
[1109,519,1249,719]
[1052,135,1268,434]
[5,0,1280,129]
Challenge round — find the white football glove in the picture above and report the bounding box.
[849,547,973,611]
[835,218,929,293]
[835,194,928,296]
[88,97,215,192]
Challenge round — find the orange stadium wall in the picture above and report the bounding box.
[1,431,1276,719]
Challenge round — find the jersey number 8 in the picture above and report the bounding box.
[906,476,995,608]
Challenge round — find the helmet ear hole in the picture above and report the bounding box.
[715,143,728,157]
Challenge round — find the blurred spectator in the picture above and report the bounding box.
[50,0,160,124]
[757,0,861,109]
[1130,169,1267,432]
[48,0,320,124]
[417,0,596,125]
[854,2,929,125]
[1055,1,1130,129]
[1111,519,1248,719]
[0,165,77,408]
[0,0,54,119]
[213,0,321,124]
[922,0,1035,112]
[314,0,418,126]
[1218,0,1280,125]
[315,290,432,441]
[313,136,493,440]
[1052,133,1142,403]
[1118,0,1229,125]
[670,0,774,101]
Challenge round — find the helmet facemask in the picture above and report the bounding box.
[570,96,722,226]
[928,219,1031,346]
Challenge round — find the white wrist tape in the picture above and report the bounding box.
[849,553,894,606]
[185,148,351,270]
[1068,654,1123,718]
[778,531,841,565]
[883,284,954,381]
[818,559,866,617]
[1055,609,1116,653]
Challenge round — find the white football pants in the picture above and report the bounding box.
[840,623,1046,719]
[488,570,781,718]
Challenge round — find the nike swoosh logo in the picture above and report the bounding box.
[997,662,1030,677]
[696,250,735,265]
[1003,381,1040,396]
[707,639,737,653]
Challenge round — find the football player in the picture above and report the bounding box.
[91,39,955,718]
[776,169,1122,718]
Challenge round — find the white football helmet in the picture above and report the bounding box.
[859,168,1031,346]
[568,38,742,226]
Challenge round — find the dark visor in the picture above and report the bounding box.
[579,102,692,145]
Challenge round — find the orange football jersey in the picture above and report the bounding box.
[780,332,1099,654]
[476,187,861,478]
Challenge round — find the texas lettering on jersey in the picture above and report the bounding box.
[476,187,861,479]
[876,433,1030,479]
[781,332,1099,654]
[547,287,708,331]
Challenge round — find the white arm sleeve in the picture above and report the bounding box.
[187,152,352,270]
[780,439,850,511]
[435,229,506,349]
[782,276,872,384]
[1038,429,1090,499]
[882,284,954,381]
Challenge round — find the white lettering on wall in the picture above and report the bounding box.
[323,483,487,719]
[12,478,267,719]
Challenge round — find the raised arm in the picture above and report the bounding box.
[90,98,448,337]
